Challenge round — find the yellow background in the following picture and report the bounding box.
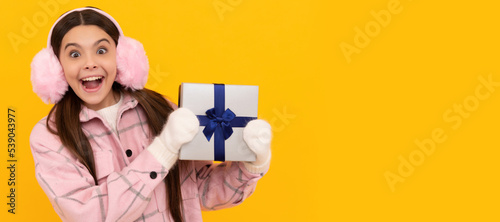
[1,0,499,221]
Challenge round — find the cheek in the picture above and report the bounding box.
[101,55,117,77]
[59,59,80,80]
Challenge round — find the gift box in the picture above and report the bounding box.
[179,83,258,161]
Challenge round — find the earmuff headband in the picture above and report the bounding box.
[31,7,149,104]
[47,7,124,47]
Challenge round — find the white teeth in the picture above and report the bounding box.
[81,76,103,81]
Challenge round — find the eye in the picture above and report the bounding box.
[97,48,107,54]
[69,51,80,58]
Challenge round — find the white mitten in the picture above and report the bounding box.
[148,108,199,169]
[243,119,272,174]
[159,108,199,153]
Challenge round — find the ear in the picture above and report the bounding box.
[30,47,68,104]
[115,36,149,90]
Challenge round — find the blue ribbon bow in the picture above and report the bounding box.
[202,108,236,141]
[197,84,256,161]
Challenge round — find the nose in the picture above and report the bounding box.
[85,64,97,70]
[84,55,98,70]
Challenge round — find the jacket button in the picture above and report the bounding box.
[150,171,157,179]
[126,149,132,157]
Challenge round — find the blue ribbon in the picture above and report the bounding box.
[197,84,256,161]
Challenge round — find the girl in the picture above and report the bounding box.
[30,7,271,222]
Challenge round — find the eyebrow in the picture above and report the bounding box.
[64,38,111,50]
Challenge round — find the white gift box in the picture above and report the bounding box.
[179,83,258,161]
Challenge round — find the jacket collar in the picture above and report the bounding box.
[79,92,139,123]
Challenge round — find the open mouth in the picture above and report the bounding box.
[80,76,104,91]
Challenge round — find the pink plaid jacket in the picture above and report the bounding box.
[30,93,267,221]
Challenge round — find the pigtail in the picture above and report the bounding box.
[47,88,98,185]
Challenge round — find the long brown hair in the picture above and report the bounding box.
[47,8,183,222]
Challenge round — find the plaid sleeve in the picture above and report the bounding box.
[194,160,268,211]
[30,123,167,222]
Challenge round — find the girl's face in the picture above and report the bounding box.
[59,25,118,111]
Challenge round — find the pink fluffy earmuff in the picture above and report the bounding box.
[30,7,149,104]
